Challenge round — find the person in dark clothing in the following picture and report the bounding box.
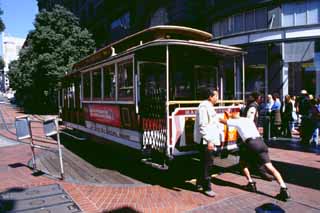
[281,95,293,138]
[271,93,282,138]
[298,90,312,145]
[243,92,260,126]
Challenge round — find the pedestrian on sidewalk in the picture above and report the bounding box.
[297,90,312,145]
[193,88,222,197]
[271,93,282,138]
[219,114,291,201]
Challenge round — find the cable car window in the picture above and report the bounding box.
[118,59,133,101]
[103,64,116,100]
[173,70,193,100]
[140,63,166,96]
[195,65,218,99]
[92,69,101,100]
[83,72,91,100]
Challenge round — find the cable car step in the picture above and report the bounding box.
[140,158,168,170]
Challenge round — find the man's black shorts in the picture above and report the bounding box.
[239,138,270,165]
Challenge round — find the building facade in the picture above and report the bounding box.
[37,0,320,98]
[37,0,208,47]
[209,0,320,99]
[1,34,25,92]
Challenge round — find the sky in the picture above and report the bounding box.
[1,0,38,38]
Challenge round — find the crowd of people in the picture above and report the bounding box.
[249,90,320,146]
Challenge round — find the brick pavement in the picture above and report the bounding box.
[0,103,320,212]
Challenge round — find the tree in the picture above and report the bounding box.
[8,5,95,112]
[0,57,4,70]
[0,9,5,32]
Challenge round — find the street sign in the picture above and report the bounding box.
[15,116,31,140]
[43,118,58,137]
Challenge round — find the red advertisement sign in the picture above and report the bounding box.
[87,104,121,127]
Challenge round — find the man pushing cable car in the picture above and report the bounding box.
[219,113,291,201]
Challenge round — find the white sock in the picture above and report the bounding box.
[280,183,287,188]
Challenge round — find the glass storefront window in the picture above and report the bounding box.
[234,13,244,33]
[213,22,221,37]
[307,0,320,24]
[255,8,268,29]
[284,40,318,96]
[282,0,319,27]
[282,4,294,27]
[295,2,307,26]
[268,7,281,28]
[244,45,267,97]
[245,11,255,31]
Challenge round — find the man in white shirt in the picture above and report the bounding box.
[219,115,290,201]
[193,88,222,197]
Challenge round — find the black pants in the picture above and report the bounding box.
[197,141,213,190]
[240,138,270,166]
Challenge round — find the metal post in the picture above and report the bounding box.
[242,54,245,102]
[165,45,170,161]
[233,57,237,99]
[55,119,64,180]
[28,117,36,171]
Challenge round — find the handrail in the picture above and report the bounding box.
[168,100,244,105]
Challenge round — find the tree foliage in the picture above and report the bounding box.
[0,9,5,32]
[0,57,4,70]
[8,5,95,113]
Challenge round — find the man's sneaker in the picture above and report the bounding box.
[245,181,257,192]
[203,189,216,197]
[276,187,291,201]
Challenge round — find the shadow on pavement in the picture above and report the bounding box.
[271,160,320,190]
[59,133,320,192]
[60,133,220,191]
[266,138,318,154]
[0,187,25,212]
[105,206,141,213]
[212,177,277,200]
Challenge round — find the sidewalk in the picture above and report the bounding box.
[0,103,319,212]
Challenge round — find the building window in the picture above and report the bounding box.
[150,8,169,27]
[111,12,130,30]
[213,22,220,37]
[255,8,268,29]
[212,7,269,36]
[307,0,320,24]
[234,13,244,33]
[295,2,307,26]
[284,40,318,95]
[268,7,281,29]
[110,12,130,41]
[245,11,255,31]
[282,0,320,27]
